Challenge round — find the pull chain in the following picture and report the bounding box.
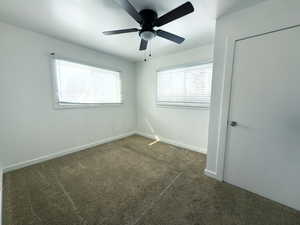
[143,41,153,62]
[149,41,152,57]
[144,50,147,62]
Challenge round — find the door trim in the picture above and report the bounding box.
[214,23,300,181]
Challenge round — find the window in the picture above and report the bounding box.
[53,59,122,107]
[157,63,213,107]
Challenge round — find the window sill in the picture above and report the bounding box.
[53,102,123,109]
[156,102,210,110]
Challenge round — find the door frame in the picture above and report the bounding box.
[214,23,300,181]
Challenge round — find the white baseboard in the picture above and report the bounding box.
[135,131,207,154]
[204,168,220,180]
[3,131,135,173]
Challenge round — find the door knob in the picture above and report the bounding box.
[230,121,238,127]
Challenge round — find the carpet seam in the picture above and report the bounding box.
[118,145,182,173]
[131,172,183,225]
[119,144,204,180]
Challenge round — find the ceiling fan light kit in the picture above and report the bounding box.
[103,0,194,53]
[139,30,156,41]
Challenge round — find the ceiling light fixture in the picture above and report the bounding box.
[139,30,156,41]
[103,1,194,51]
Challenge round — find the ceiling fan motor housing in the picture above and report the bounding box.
[139,9,157,40]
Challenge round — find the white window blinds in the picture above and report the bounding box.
[54,59,122,105]
[157,63,213,107]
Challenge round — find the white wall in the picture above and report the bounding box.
[206,0,300,178]
[0,22,136,169]
[136,45,214,153]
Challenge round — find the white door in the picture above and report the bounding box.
[224,26,300,211]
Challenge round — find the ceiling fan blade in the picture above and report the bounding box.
[139,39,148,51]
[115,0,143,24]
[155,2,194,27]
[156,30,185,44]
[103,28,139,35]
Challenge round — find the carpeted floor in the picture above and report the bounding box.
[3,135,300,225]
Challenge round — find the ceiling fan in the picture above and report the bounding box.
[103,0,195,51]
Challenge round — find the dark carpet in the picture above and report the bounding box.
[3,135,300,225]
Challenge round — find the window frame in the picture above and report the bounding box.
[156,60,213,109]
[50,55,123,109]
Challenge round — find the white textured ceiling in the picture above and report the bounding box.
[0,0,267,61]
